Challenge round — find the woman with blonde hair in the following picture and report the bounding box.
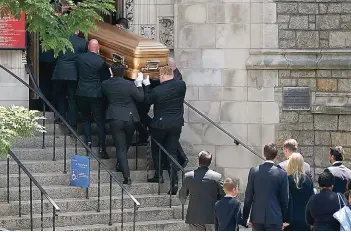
[285,153,314,231]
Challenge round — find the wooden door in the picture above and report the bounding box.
[26,32,40,99]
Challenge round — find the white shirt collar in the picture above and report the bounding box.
[333,161,342,165]
[224,194,233,198]
[265,160,275,164]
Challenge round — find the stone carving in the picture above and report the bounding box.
[140,25,156,39]
[125,0,134,31]
[159,17,174,48]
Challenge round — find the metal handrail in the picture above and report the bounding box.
[0,63,140,230]
[7,149,60,230]
[183,101,264,160]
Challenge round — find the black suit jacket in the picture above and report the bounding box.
[326,162,351,194]
[144,79,186,129]
[76,52,110,98]
[286,175,314,231]
[102,77,144,122]
[305,189,346,231]
[243,162,289,225]
[215,197,243,231]
[52,34,87,81]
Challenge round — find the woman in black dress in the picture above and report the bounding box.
[285,153,314,231]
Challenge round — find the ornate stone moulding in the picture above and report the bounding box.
[311,92,351,115]
[246,49,351,70]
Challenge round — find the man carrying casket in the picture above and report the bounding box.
[142,66,186,195]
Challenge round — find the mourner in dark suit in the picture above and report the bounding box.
[102,63,144,185]
[278,139,311,178]
[242,143,289,231]
[179,151,225,231]
[325,145,351,194]
[215,178,244,231]
[285,153,314,231]
[143,66,186,194]
[52,31,87,126]
[306,169,347,231]
[76,39,110,159]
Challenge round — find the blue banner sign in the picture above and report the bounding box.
[70,155,90,188]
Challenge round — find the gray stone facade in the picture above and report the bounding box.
[277,0,351,48]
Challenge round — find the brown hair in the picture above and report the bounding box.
[283,139,298,153]
[159,66,173,76]
[264,143,278,160]
[198,151,212,167]
[223,178,238,192]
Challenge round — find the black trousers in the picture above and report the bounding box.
[77,96,106,147]
[52,80,77,126]
[252,223,282,231]
[136,103,152,142]
[150,127,181,186]
[109,119,135,178]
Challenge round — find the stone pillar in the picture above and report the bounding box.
[0,51,29,107]
[174,0,279,187]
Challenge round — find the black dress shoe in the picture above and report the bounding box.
[54,118,63,124]
[115,166,122,172]
[99,147,109,159]
[147,176,164,183]
[167,186,178,195]
[123,178,132,185]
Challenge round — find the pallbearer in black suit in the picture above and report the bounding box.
[76,39,110,159]
[143,66,186,194]
[325,146,351,194]
[52,31,87,126]
[102,63,144,185]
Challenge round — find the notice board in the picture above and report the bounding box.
[0,12,26,49]
[70,155,90,188]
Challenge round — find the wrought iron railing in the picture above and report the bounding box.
[6,149,60,231]
[0,63,140,230]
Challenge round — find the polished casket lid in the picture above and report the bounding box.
[88,21,169,58]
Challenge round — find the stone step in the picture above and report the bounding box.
[0,206,184,230]
[1,169,192,188]
[0,194,182,216]
[0,157,198,176]
[1,183,174,202]
[39,219,187,231]
[6,147,147,161]
[12,135,125,148]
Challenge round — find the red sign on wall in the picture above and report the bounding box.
[0,12,26,49]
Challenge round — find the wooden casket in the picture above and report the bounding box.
[88,21,169,79]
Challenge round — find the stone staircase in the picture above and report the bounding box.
[0,112,195,231]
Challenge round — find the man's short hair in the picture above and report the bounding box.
[264,143,278,160]
[159,66,173,76]
[198,151,212,167]
[283,139,298,153]
[223,178,238,192]
[330,145,344,162]
[116,17,129,29]
[318,169,335,188]
[111,62,125,77]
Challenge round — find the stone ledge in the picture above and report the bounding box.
[246,49,351,70]
[311,92,351,115]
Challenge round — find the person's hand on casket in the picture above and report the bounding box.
[134,72,143,87]
[142,74,151,86]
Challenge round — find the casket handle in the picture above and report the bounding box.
[112,53,129,69]
[141,60,160,72]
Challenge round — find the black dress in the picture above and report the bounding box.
[285,175,314,231]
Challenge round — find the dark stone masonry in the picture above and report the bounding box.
[277,1,351,48]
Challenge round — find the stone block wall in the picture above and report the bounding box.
[0,51,29,107]
[174,0,279,187]
[277,0,351,48]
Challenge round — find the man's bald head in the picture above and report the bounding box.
[167,57,176,71]
[88,39,99,53]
